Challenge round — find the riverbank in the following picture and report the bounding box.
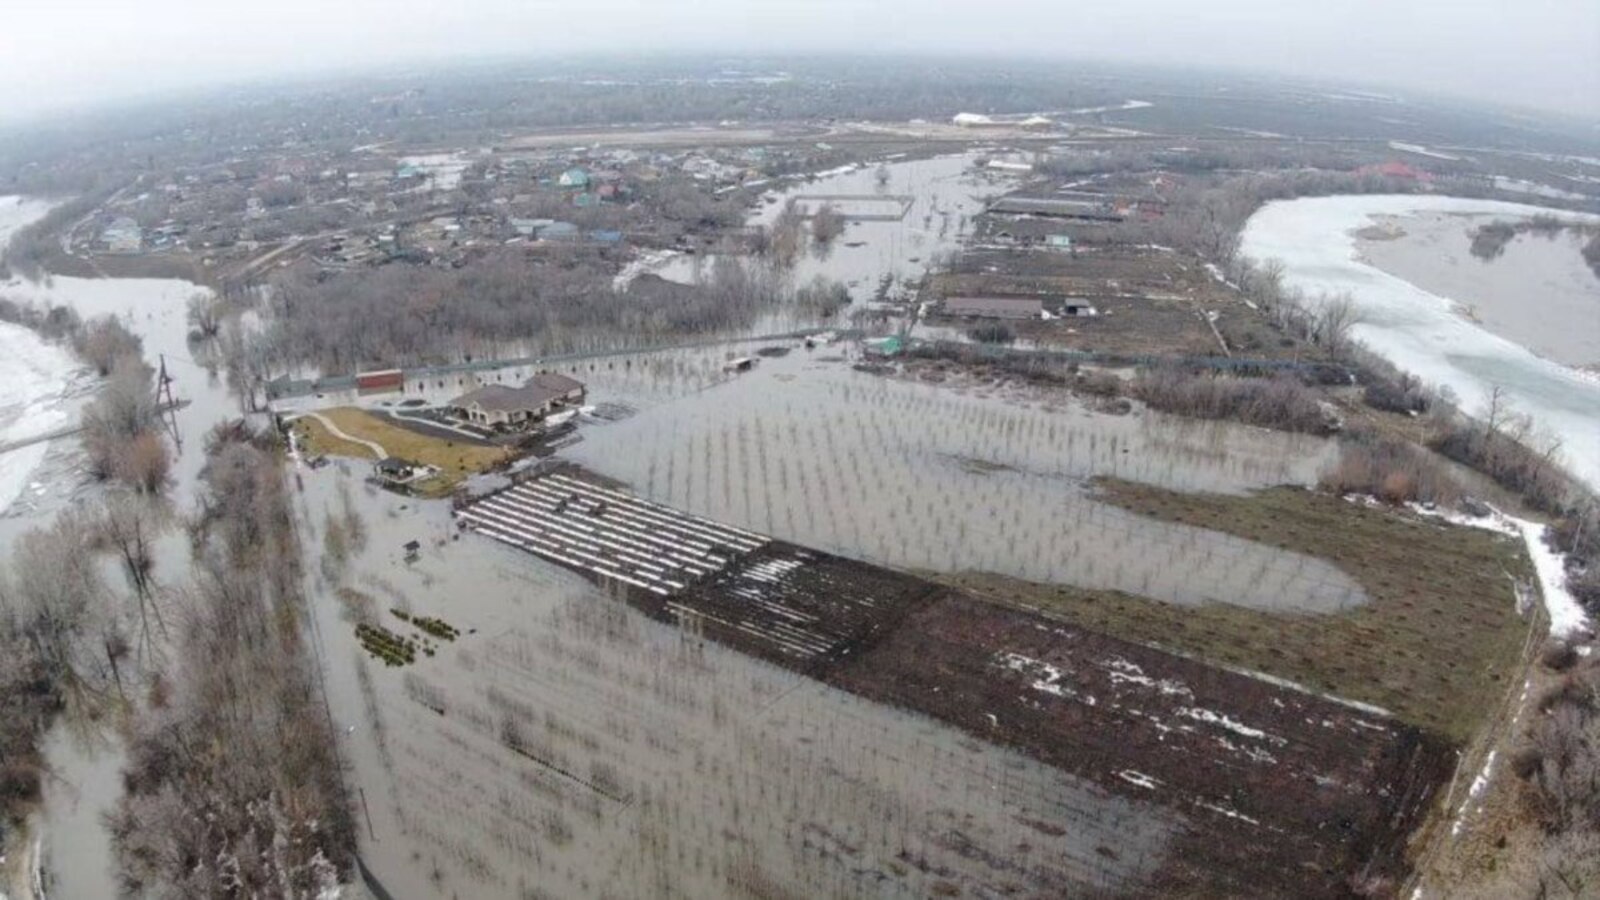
[1241,195,1600,492]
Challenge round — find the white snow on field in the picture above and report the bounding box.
[1241,195,1600,492]
[1105,656,1194,698]
[1513,517,1592,638]
[1400,500,1592,638]
[1116,770,1160,790]
[997,651,1096,704]
[1452,749,1499,837]
[1069,100,1153,115]
[0,196,82,517]
[1178,707,1281,744]
[1387,141,1463,162]
[0,323,79,515]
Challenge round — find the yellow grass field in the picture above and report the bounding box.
[296,408,511,486]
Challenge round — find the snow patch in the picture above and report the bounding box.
[1179,707,1281,744]
[1117,769,1160,790]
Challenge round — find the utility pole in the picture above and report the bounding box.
[156,354,182,452]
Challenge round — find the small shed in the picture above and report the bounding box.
[863,335,905,357]
[375,457,425,484]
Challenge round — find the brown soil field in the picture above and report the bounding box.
[826,592,1454,898]
[926,246,1303,359]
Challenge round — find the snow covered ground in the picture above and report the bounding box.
[0,323,80,515]
[0,196,84,517]
[1241,195,1600,492]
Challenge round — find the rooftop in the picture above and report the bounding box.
[452,372,584,413]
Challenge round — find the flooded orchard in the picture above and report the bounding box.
[303,472,1180,899]
[566,350,1365,612]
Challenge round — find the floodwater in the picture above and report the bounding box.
[1356,211,1600,369]
[566,349,1366,613]
[1242,195,1600,492]
[299,467,1181,899]
[0,241,234,898]
[646,153,1017,315]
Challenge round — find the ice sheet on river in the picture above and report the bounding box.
[1241,195,1600,491]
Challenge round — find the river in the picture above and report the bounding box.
[1,194,237,900]
[1240,194,1600,492]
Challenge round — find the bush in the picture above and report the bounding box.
[1133,367,1333,435]
[1318,435,1461,506]
[1431,421,1570,514]
[1362,373,1429,415]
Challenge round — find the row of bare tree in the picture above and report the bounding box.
[108,428,356,896]
[252,243,849,376]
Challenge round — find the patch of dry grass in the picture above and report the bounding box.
[938,482,1534,744]
[303,408,511,486]
[295,416,378,460]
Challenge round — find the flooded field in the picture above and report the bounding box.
[566,349,1365,612]
[313,457,1445,899]
[1356,210,1600,369]
[304,471,1181,899]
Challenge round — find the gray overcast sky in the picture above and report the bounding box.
[1,0,1596,122]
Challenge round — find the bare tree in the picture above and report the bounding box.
[185,292,223,342]
[81,355,168,489]
[1313,292,1361,359]
[3,511,120,699]
[94,493,168,656]
[767,200,806,268]
[73,315,143,376]
[811,202,846,245]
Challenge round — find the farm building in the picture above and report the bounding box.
[356,369,404,395]
[943,296,1044,320]
[450,373,585,429]
[988,196,1124,222]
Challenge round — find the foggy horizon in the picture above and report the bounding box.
[2,0,1597,125]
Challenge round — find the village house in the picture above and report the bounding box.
[449,373,585,429]
[101,217,143,253]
